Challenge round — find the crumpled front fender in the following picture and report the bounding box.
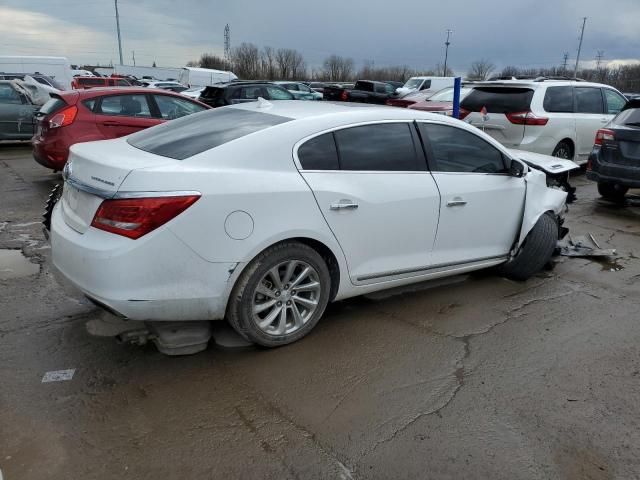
[517,168,567,247]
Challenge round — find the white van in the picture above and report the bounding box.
[178,67,237,87]
[0,56,73,90]
[397,76,455,97]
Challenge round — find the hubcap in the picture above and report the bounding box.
[252,260,322,336]
[554,147,570,159]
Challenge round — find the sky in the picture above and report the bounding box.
[1,0,639,74]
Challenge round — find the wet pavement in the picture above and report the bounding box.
[1,144,639,479]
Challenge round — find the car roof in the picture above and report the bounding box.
[227,99,464,124]
[60,87,195,99]
[470,79,620,89]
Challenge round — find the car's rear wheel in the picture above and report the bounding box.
[597,182,628,202]
[227,242,331,347]
[552,141,573,160]
[499,212,558,281]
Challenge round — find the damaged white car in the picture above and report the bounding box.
[0,75,59,140]
[50,101,577,353]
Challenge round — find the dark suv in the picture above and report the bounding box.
[198,81,294,108]
[587,99,640,201]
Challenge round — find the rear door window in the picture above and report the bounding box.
[603,89,627,115]
[419,123,507,173]
[297,133,340,170]
[543,86,574,113]
[97,94,152,117]
[334,123,419,171]
[80,78,104,87]
[575,87,604,114]
[128,108,292,160]
[461,87,534,113]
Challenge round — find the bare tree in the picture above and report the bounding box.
[231,43,261,79]
[322,55,354,81]
[499,65,520,78]
[467,59,495,80]
[260,46,277,79]
[198,53,227,71]
[274,48,306,80]
[435,63,454,76]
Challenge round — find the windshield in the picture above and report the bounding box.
[403,78,423,89]
[427,87,472,102]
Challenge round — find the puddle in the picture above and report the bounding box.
[590,256,625,272]
[0,249,40,279]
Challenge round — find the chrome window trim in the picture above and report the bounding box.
[64,174,200,200]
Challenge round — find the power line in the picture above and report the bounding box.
[596,50,604,69]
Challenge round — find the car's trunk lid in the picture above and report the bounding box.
[606,125,640,165]
[61,138,174,233]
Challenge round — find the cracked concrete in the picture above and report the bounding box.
[1,145,640,479]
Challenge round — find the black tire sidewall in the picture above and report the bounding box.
[229,243,331,347]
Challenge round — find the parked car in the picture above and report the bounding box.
[0,73,64,90]
[308,82,331,94]
[32,87,209,170]
[460,79,628,164]
[396,76,455,97]
[327,80,398,104]
[386,91,432,108]
[273,81,322,100]
[322,83,356,101]
[144,81,188,93]
[72,76,133,89]
[0,80,40,140]
[180,86,205,99]
[0,56,73,89]
[198,81,294,107]
[408,86,473,115]
[49,101,572,354]
[586,99,640,201]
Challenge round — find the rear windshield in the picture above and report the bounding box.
[200,86,224,99]
[40,96,67,115]
[462,87,534,113]
[127,107,292,160]
[613,108,640,127]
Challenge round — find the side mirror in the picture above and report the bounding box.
[509,159,525,178]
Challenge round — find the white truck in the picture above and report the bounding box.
[0,56,73,90]
[178,67,237,87]
[396,76,456,97]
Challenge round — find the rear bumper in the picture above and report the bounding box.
[32,136,69,171]
[587,151,640,188]
[50,203,241,321]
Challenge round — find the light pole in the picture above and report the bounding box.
[574,17,587,78]
[443,29,452,76]
[114,0,123,65]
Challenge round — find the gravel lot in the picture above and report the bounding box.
[1,143,639,480]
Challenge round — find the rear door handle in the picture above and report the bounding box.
[102,121,121,126]
[330,200,359,210]
[447,199,467,207]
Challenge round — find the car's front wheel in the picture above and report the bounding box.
[499,212,558,281]
[227,242,331,347]
[598,182,628,202]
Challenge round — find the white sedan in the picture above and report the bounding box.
[51,101,575,352]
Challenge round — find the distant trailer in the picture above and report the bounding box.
[178,67,237,87]
[0,56,73,90]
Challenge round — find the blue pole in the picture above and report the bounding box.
[452,76,461,119]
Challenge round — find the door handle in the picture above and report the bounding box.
[447,199,467,207]
[102,121,121,126]
[330,200,359,210]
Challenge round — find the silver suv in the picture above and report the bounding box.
[460,79,627,164]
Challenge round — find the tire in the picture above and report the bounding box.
[597,182,628,202]
[499,213,558,281]
[552,141,573,160]
[42,183,63,231]
[226,242,331,347]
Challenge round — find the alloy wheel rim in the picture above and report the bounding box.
[554,147,570,159]
[252,260,321,336]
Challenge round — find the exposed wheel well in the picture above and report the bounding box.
[556,138,575,157]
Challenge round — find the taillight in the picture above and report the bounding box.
[49,105,77,129]
[91,195,200,239]
[594,128,615,146]
[458,108,470,120]
[505,111,548,126]
[340,90,349,101]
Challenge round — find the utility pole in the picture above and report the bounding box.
[114,0,123,65]
[443,29,452,76]
[574,17,587,78]
[132,50,136,66]
[596,50,604,70]
[224,24,231,73]
[562,52,569,73]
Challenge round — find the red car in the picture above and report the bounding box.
[407,86,473,115]
[386,91,431,108]
[32,87,209,171]
[71,77,133,89]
